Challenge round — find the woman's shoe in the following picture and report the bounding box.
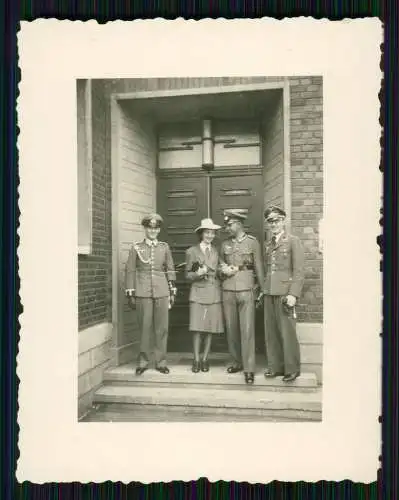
[201,360,210,372]
[192,360,201,373]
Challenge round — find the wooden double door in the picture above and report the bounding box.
[157,171,265,353]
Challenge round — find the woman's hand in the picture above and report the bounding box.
[196,265,208,277]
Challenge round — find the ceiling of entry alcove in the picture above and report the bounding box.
[122,89,281,124]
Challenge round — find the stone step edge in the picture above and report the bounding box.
[103,380,319,394]
[85,404,321,422]
[102,376,318,391]
[93,387,322,412]
[104,368,318,388]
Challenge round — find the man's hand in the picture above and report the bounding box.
[126,289,136,309]
[256,291,264,309]
[285,294,297,307]
[169,295,175,308]
[127,296,136,309]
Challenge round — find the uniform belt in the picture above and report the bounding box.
[237,264,254,271]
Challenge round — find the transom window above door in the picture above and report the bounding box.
[157,119,261,169]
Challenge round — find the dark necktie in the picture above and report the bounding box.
[271,236,276,247]
[205,247,211,259]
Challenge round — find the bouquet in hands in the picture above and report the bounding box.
[192,261,209,279]
[219,262,239,278]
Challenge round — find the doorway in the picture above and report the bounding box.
[157,169,265,353]
[111,82,287,366]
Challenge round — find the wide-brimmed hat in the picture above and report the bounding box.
[195,218,221,233]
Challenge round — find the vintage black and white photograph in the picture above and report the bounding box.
[77,77,324,423]
[17,19,381,483]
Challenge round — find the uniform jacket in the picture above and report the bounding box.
[185,244,222,305]
[220,234,264,292]
[125,240,176,298]
[263,232,305,297]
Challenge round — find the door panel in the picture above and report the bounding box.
[158,173,265,354]
[157,176,207,352]
[211,174,264,246]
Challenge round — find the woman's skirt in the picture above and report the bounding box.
[189,301,224,334]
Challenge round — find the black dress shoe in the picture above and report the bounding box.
[156,366,170,374]
[264,369,284,378]
[245,372,255,384]
[282,372,300,382]
[201,360,210,372]
[135,367,148,376]
[227,365,243,374]
[192,361,200,373]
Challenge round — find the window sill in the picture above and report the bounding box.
[78,245,92,256]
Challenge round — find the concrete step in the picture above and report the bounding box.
[82,403,320,422]
[103,364,318,392]
[92,384,322,419]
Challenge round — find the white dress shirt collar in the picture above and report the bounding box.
[200,242,211,253]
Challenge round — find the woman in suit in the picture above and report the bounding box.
[185,218,224,373]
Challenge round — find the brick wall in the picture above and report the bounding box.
[78,80,112,330]
[289,76,323,323]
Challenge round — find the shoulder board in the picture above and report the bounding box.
[247,234,257,240]
[158,241,168,246]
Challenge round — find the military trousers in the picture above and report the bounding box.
[264,295,300,374]
[135,296,169,368]
[222,290,256,373]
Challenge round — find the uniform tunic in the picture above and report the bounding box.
[185,244,224,334]
[220,234,264,373]
[263,232,305,374]
[125,239,176,368]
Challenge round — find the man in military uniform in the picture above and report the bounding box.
[125,213,177,375]
[263,206,305,382]
[219,209,264,384]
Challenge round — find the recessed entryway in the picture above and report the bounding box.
[111,83,288,365]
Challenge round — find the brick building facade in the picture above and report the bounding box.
[77,77,324,417]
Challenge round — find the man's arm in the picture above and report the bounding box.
[253,238,265,289]
[288,236,305,298]
[164,243,177,296]
[125,245,137,295]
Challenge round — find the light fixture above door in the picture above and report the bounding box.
[201,118,214,172]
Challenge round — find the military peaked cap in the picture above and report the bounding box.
[223,209,248,224]
[141,213,163,228]
[264,206,286,221]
